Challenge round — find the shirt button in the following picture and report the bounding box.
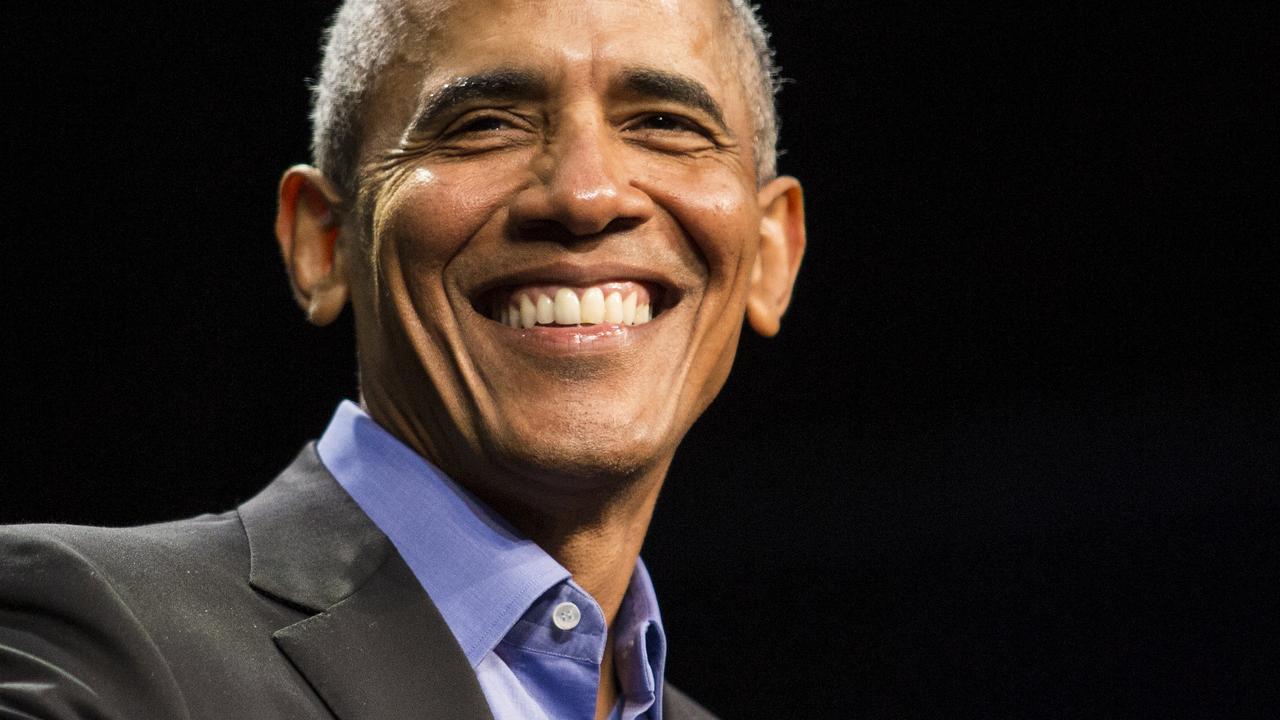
[552,601,581,630]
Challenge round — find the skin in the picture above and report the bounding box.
[276,0,805,716]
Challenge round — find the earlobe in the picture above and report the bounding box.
[275,165,349,326]
[746,176,806,337]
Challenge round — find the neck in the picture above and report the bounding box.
[477,462,667,625]
[365,395,670,719]
[481,479,655,720]
[363,389,670,623]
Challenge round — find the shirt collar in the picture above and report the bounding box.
[615,560,667,712]
[315,400,667,703]
[316,400,569,667]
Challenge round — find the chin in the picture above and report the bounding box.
[482,412,677,488]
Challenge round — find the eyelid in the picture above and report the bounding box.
[444,108,531,136]
[626,111,717,139]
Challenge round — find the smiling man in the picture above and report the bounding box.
[0,0,803,718]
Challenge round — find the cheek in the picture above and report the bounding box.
[377,164,519,272]
[638,164,759,286]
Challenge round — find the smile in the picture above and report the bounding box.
[480,281,665,329]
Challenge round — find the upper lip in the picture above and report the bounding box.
[467,260,683,302]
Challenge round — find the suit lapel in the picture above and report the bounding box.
[273,552,493,720]
[239,445,493,720]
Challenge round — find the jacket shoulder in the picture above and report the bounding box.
[0,446,346,719]
[1,511,249,605]
[0,520,234,718]
[2,509,246,558]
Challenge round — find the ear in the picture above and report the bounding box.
[747,176,806,337]
[275,165,349,326]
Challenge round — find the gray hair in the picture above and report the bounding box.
[310,0,782,198]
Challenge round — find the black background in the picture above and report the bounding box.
[2,1,1276,718]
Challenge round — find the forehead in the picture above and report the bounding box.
[395,0,741,106]
[411,0,721,54]
[352,0,756,177]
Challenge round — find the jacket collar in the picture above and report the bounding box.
[239,444,389,612]
[238,445,494,720]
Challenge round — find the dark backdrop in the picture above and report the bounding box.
[2,2,1275,718]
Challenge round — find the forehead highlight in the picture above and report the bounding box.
[392,0,747,117]
[407,0,726,67]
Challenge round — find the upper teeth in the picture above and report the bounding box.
[493,285,654,328]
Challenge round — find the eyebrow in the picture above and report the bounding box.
[614,67,731,135]
[411,69,548,133]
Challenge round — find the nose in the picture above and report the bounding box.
[509,115,653,238]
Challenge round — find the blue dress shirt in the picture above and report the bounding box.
[317,401,666,720]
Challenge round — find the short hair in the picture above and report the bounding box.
[310,0,782,199]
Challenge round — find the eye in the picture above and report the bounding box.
[451,114,515,134]
[633,113,702,133]
[433,111,536,154]
[623,112,718,154]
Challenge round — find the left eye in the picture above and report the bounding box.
[636,113,696,132]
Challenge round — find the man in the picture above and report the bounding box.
[0,0,804,717]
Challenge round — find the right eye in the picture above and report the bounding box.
[452,115,512,134]
[428,110,537,156]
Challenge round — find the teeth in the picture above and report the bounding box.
[622,292,637,324]
[553,288,581,325]
[519,295,537,329]
[581,288,605,324]
[604,292,624,324]
[536,295,555,324]
[493,285,660,328]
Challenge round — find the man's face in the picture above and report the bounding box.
[340,0,796,488]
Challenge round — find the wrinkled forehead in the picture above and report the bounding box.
[360,0,749,151]
[400,0,728,63]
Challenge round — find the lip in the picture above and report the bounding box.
[464,299,668,356]
[462,266,678,356]
[484,320,657,354]
[466,260,684,333]
[467,261,683,304]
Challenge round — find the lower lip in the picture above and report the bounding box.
[485,318,653,353]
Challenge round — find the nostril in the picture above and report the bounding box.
[515,219,596,245]
[599,216,644,234]
[513,216,643,244]
[557,206,624,237]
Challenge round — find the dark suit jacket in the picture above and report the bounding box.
[0,445,718,719]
